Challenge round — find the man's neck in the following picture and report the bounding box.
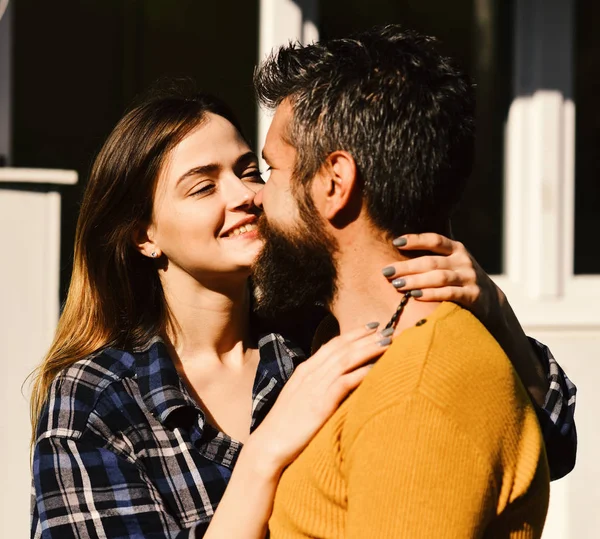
[331,234,441,335]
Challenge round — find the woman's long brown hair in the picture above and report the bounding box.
[30,84,244,442]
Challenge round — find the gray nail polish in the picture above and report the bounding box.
[378,337,392,346]
[392,237,408,247]
[381,266,395,277]
[411,289,423,298]
[380,327,394,337]
[366,321,380,329]
[392,278,406,289]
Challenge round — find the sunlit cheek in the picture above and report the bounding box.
[262,179,278,208]
[174,206,217,247]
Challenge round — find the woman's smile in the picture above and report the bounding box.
[220,215,261,239]
[222,225,260,240]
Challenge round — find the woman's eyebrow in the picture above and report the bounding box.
[176,152,258,187]
[176,164,221,187]
[234,151,259,169]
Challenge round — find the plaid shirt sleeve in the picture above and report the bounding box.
[32,433,208,539]
[529,338,577,481]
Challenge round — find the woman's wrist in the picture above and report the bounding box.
[240,432,286,483]
[494,298,549,405]
[204,433,281,539]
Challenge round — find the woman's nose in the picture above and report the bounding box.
[237,190,253,209]
[227,180,256,210]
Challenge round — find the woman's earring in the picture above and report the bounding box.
[151,251,157,258]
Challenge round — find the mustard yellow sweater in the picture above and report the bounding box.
[269,302,549,538]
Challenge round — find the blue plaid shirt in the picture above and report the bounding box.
[31,328,576,539]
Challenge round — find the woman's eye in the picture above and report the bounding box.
[243,169,266,184]
[190,183,215,197]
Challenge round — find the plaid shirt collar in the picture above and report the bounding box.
[134,336,200,427]
[132,331,307,436]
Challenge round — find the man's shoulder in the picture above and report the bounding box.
[35,348,138,442]
[391,302,512,385]
[422,301,516,386]
[344,302,533,437]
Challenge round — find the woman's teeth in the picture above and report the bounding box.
[228,223,258,237]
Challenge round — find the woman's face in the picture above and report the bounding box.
[149,113,264,281]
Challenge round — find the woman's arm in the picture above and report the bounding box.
[32,435,199,539]
[203,324,391,538]
[33,325,390,539]
[200,437,278,539]
[380,232,578,479]
[528,338,577,480]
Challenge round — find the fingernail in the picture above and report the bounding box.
[365,321,380,329]
[380,327,394,337]
[392,278,406,289]
[392,237,408,247]
[378,337,392,346]
[411,289,423,298]
[382,266,395,277]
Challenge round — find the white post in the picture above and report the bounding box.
[501,2,600,538]
[257,0,318,166]
[503,0,574,300]
[0,168,77,539]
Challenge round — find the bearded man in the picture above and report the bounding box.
[252,25,552,538]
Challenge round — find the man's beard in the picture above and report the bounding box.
[252,204,338,318]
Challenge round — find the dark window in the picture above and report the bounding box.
[319,0,512,274]
[12,0,260,299]
[575,0,600,274]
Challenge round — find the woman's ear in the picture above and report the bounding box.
[131,223,161,259]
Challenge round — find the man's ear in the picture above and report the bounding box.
[315,150,359,222]
[131,223,161,259]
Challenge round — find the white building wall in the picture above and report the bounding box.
[525,331,599,539]
[499,1,597,536]
[0,169,77,538]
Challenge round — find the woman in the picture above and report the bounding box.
[30,86,574,539]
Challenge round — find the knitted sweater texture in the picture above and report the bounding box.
[269,302,550,538]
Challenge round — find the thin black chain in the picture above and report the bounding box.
[384,291,412,330]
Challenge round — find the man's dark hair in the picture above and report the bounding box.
[254,25,475,237]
